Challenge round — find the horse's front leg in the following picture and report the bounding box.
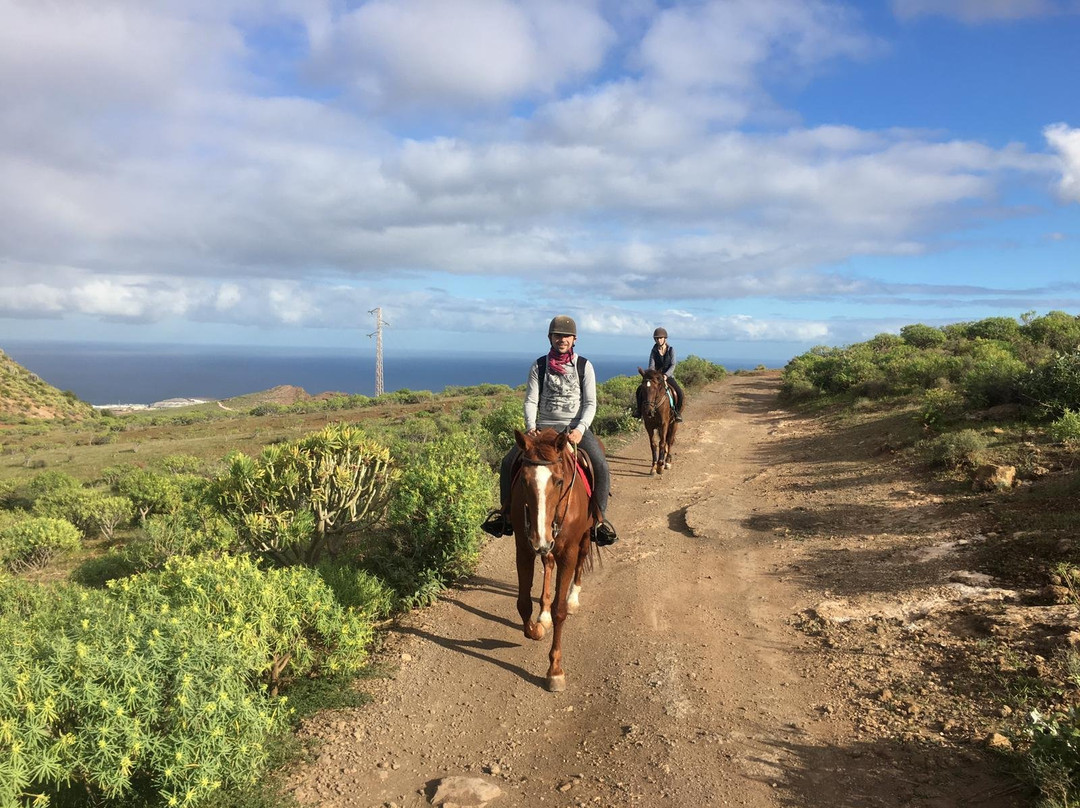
[647,426,660,476]
[546,550,579,692]
[566,531,589,614]
[538,551,556,631]
[516,539,544,641]
[664,422,677,469]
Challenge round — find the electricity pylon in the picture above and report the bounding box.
[368,307,386,396]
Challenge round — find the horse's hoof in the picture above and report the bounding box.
[546,675,566,692]
[525,622,545,641]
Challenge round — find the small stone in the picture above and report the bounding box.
[401,653,412,662]
[985,732,1013,751]
[557,781,574,792]
[431,776,503,806]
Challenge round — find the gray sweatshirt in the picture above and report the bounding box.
[523,355,597,433]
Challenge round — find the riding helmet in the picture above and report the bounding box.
[548,315,577,337]
[653,327,668,339]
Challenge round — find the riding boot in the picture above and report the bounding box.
[480,507,512,537]
[592,520,618,546]
[674,408,683,423]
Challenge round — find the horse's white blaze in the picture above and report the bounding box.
[531,466,553,545]
[540,610,552,627]
[567,584,581,610]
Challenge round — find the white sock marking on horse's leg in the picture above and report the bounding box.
[540,610,552,628]
[567,584,581,613]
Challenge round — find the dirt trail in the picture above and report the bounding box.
[286,373,1026,808]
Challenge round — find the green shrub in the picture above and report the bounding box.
[922,429,990,471]
[24,470,81,500]
[480,399,525,460]
[1048,409,1080,446]
[0,515,81,571]
[122,502,237,572]
[112,554,374,688]
[81,494,135,539]
[154,453,203,474]
[960,341,1027,407]
[592,403,638,436]
[0,573,289,807]
[674,355,727,389]
[215,423,396,565]
[918,387,965,429]
[250,403,284,416]
[1021,351,1080,417]
[381,431,492,604]
[963,316,1022,343]
[900,323,947,349]
[116,469,184,523]
[316,561,398,619]
[1026,707,1080,807]
[1022,310,1080,353]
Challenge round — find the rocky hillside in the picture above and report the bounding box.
[0,348,96,421]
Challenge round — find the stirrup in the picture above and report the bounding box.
[481,508,511,537]
[592,521,618,546]
[674,411,683,422]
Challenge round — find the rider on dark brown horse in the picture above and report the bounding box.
[481,315,617,545]
[633,327,684,422]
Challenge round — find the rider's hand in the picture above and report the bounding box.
[567,428,583,445]
[526,428,540,437]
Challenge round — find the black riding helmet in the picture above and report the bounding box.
[653,327,668,339]
[549,315,577,336]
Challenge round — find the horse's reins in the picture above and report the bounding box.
[518,443,579,540]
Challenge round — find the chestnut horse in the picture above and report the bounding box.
[510,428,595,692]
[638,367,679,475]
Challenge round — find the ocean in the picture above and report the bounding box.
[2,341,759,406]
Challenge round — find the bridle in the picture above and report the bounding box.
[644,374,670,417]
[518,444,579,541]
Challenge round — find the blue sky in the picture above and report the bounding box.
[1,0,1078,365]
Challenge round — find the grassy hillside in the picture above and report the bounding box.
[0,347,96,423]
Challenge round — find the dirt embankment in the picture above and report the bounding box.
[285,372,1038,808]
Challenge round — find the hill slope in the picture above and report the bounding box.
[0,348,96,421]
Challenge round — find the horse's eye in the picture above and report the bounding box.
[555,479,564,488]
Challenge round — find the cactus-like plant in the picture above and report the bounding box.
[215,423,396,565]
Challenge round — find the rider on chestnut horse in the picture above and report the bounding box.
[633,326,684,422]
[481,315,617,546]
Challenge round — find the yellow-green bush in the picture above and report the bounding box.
[0,516,81,571]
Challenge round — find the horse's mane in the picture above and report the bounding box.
[522,428,566,463]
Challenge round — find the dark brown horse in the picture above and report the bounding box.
[637,367,679,475]
[509,428,595,691]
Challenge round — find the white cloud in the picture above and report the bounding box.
[638,0,876,90]
[1045,123,1080,202]
[892,0,1069,22]
[308,0,615,108]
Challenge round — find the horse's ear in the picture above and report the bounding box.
[638,367,646,377]
[514,429,528,450]
[555,431,570,452]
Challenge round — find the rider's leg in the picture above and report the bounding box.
[669,376,685,421]
[481,446,518,536]
[578,430,617,544]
